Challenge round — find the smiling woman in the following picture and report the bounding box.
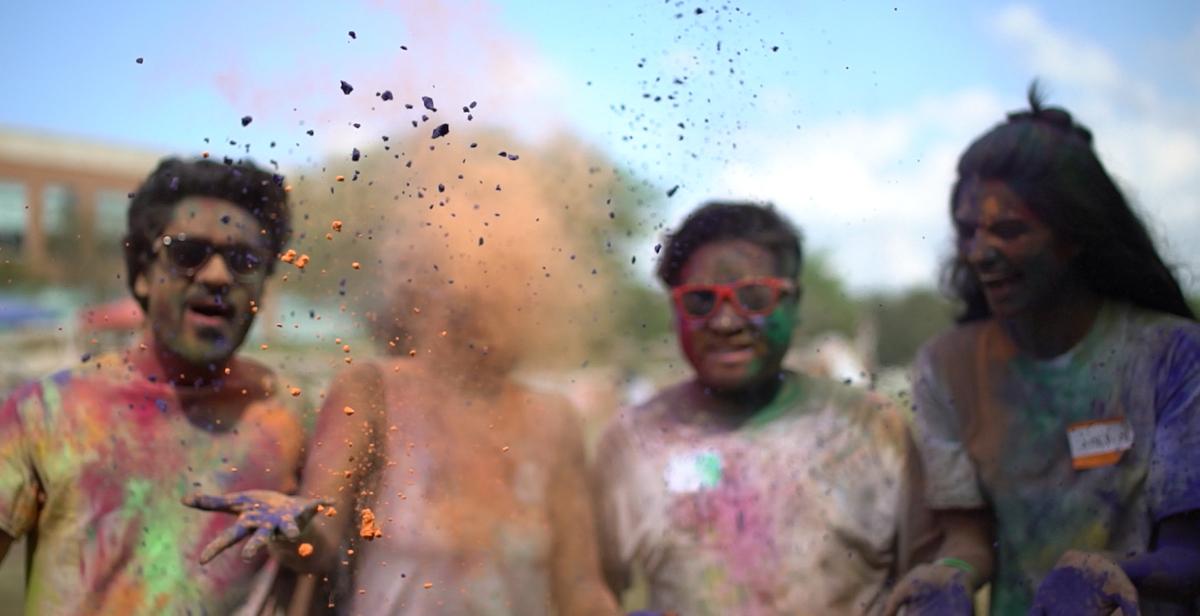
[890,84,1200,616]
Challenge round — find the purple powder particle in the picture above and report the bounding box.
[340,80,354,95]
[422,96,436,111]
[381,90,393,101]
[431,123,449,139]
[241,115,253,127]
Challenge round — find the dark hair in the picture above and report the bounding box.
[944,82,1194,322]
[124,157,291,309]
[656,200,803,287]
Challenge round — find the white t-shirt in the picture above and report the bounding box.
[594,371,906,616]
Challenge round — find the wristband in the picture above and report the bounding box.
[935,557,977,580]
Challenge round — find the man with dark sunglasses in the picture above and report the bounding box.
[592,201,908,615]
[0,157,308,614]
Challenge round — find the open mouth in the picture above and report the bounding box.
[708,346,756,364]
[980,272,1022,292]
[185,297,235,323]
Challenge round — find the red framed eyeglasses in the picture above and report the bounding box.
[671,278,796,319]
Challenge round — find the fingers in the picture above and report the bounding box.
[300,499,331,518]
[241,526,274,561]
[183,492,242,513]
[200,523,252,564]
[882,577,914,616]
[287,498,331,538]
[280,514,302,541]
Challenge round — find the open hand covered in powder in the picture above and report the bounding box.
[183,490,328,563]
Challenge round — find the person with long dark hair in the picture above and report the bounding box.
[886,85,1200,615]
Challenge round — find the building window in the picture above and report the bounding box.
[96,190,127,238]
[0,182,25,248]
[42,184,74,236]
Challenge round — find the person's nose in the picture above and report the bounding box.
[194,250,234,289]
[965,235,1001,272]
[706,295,747,334]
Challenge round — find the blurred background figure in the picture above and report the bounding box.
[593,202,908,615]
[189,135,624,615]
[888,85,1200,616]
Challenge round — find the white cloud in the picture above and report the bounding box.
[716,89,1006,292]
[710,6,1200,294]
[994,5,1123,94]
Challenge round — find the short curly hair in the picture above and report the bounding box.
[656,200,803,287]
[124,157,291,309]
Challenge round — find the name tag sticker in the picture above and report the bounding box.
[1067,418,1134,470]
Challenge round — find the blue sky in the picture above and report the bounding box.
[2,0,1198,292]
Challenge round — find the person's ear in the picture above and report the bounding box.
[133,271,150,302]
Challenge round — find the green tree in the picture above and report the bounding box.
[796,251,861,341]
[863,287,955,367]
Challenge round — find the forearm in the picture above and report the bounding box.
[930,509,995,589]
[933,543,993,589]
[276,363,382,573]
[1119,511,1200,601]
[1120,546,1200,599]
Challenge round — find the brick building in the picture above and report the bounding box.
[0,127,160,282]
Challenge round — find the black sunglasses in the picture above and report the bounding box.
[155,235,269,277]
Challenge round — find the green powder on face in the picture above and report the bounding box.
[763,305,795,349]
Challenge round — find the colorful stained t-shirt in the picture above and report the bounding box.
[593,371,906,616]
[910,302,1200,615]
[0,347,307,615]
